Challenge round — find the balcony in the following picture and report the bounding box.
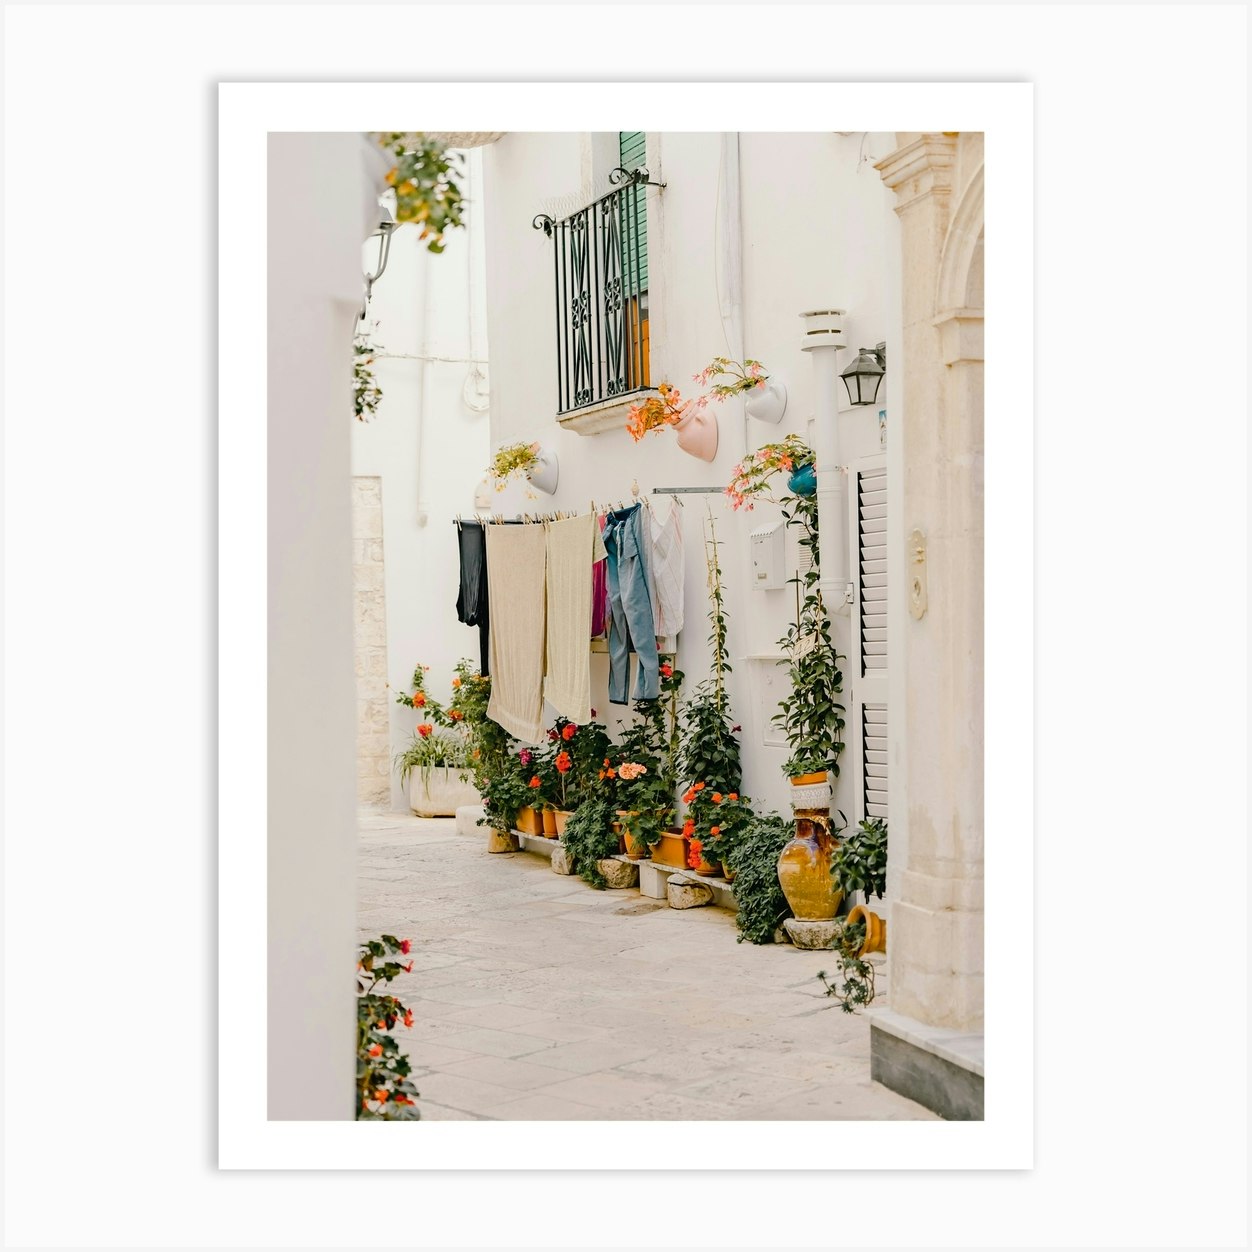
[533,166,662,434]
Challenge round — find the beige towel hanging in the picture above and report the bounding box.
[485,522,548,743]
[543,513,604,724]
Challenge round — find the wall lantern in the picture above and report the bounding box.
[840,341,887,406]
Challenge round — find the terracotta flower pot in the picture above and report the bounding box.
[553,809,573,836]
[515,806,543,836]
[541,808,558,836]
[671,405,718,462]
[845,905,887,955]
[776,815,842,921]
[654,828,688,869]
[616,810,650,860]
[689,848,722,877]
[722,864,737,883]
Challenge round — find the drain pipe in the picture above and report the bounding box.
[801,309,852,615]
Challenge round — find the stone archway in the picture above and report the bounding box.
[869,134,985,1119]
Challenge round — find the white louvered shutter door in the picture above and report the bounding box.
[850,455,889,822]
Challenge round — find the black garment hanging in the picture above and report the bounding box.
[455,521,491,674]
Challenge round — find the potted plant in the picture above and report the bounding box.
[558,797,625,889]
[513,746,546,835]
[488,440,558,496]
[721,814,796,944]
[695,355,786,425]
[626,382,718,461]
[831,817,888,954]
[393,663,479,816]
[373,132,466,253]
[671,511,743,869]
[545,715,611,836]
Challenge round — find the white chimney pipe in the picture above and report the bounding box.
[801,309,852,616]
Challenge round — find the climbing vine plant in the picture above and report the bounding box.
[354,324,384,422]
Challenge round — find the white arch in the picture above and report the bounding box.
[936,162,984,314]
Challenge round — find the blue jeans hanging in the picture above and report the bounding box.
[602,504,659,703]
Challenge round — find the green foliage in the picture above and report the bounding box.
[375,133,465,253]
[696,793,757,868]
[831,817,888,901]
[774,489,845,778]
[558,798,621,889]
[354,326,384,421]
[728,814,796,945]
[678,512,742,797]
[816,922,877,1013]
[356,934,420,1119]
[488,440,540,484]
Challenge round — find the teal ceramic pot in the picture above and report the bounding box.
[787,463,817,497]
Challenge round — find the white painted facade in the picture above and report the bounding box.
[481,131,902,824]
[350,149,493,811]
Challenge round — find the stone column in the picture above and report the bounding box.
[874,134,984,1034]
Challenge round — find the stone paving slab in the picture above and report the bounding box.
[358,812,938,1122]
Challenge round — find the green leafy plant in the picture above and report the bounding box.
[694,355,770,401]
[393,661,477,789]
[354,325,384,421]
[678,513,742,797]
[691,791,757,870]
[558,798,621,889]
[775,481,845,779]
[831,817,888,902]
[375,132,465,253]
[726,814,796,944]
[488,440,541,487]
[356,934,420,1119]
[816,921,877,1013]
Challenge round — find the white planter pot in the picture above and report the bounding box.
[744,378,787,425]
[789,774,833,810]
[526,447,559,495]
[408,767,481,817]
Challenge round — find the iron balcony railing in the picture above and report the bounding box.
[533,166,665,415]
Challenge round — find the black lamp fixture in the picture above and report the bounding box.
[840,341,887,406]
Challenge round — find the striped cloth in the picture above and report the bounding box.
[649,500,684,638]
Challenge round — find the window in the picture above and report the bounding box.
[850,455,889,822]
[535,133,653,415]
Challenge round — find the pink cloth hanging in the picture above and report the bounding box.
[591,513,608,637]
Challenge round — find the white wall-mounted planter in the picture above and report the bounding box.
[745,378,788,425]
[526,447,559,494]
[408,767,481,817]
[672,407,718,462]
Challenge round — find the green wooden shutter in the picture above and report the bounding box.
[619,131,648,294]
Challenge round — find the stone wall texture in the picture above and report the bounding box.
[352,476,391,806]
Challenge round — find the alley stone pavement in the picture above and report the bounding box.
[358,811,938,1121]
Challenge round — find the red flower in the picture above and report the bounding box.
[682,819,696,837]
[417,724,433,738]
[547,729,559,743]
[368,1044,382,1057]
[660,662,673,677]
[400,939,411,954]
[403,1010,414,1028]
[403,961,413,973]
[555,751,572,773]
[562,723,577,740]
[528,775,542,788]
[687,839,704,870]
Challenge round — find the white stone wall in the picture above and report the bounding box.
[481,131,899,820]
[352,476,390,806]
[351,148,492,810]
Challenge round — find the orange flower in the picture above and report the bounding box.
[682,819,695,837]
[374,1089,389,1102]
[555,751,572,773]
[710,825,720,837]
[417,724,433,738]
[606,768,617,780]
[403,1010,414,1028]
[728,792,739,801]
[368,1044,382,1057]
[712,792,723,804]
[451,677,461,688]
[562,723,577,740]
[693,782,706,792]
[412,692,426,707]
[528,775,542,788]
[448,709,464,721]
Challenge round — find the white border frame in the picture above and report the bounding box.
[220,80,1033,1170]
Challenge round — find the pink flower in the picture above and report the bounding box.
[617,762,647,781]
[519,748,533,766]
